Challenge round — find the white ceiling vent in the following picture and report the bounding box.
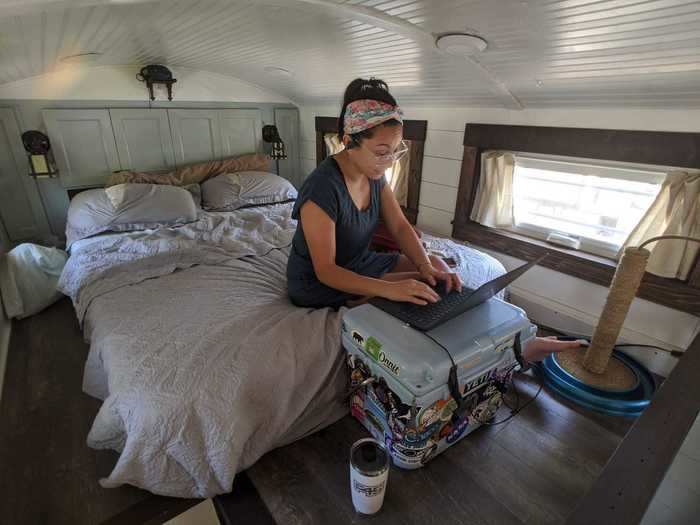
[435,33,487,56]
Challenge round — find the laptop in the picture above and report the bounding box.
[369,254,547,331]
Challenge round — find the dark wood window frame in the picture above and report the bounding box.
[452,123,700,316]
[315,116,427,225]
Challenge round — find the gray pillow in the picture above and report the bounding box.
[202,171,297,212]
[184,183,202,208]
[66,184,198,248]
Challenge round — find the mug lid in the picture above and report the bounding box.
[350,438,390,477]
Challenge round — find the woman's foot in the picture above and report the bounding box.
[522,336,588,364]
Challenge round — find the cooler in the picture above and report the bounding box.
[341,297,536,469]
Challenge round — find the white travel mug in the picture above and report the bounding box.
[349,438,390,515]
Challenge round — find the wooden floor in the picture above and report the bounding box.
[0,298,636,524]
[249,369,634,524]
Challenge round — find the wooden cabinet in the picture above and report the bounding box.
[274,108,300,187]
[110,108,175,171]
[42,109,121,189]
[0,108,48,241]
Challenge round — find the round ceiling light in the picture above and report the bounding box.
[435,33,487,56]
[264,66,293,79]
[60,52,103,64]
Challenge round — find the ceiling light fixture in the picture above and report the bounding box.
[264,66,293,79]
[435,33,487,56]
[60,52,103,64]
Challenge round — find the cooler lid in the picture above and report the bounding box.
[342,298,533,398]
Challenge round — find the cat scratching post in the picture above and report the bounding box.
[584,247,650,373]
[536,235,699,416]
[556,247,649,391]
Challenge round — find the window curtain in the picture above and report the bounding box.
[388,140,411,208]
[470,151,515,228]
[324,133,344,156]
[620,170,700,280]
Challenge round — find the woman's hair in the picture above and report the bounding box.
[338,77,401,148]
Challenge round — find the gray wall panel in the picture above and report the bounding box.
[43,109,121,189]
[168,109,221,165]
[273,108,300,187]
[110,108,175,171]
[0,100,297,242]
[220,109,263,158]
[0,108,50,241]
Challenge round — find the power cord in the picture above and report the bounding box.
[482,371,544,426]
[549,333,684,359]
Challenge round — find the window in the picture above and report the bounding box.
[509,154,665,259]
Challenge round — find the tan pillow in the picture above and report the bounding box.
[106,153,271,187]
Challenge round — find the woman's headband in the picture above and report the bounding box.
[343,99,403,136]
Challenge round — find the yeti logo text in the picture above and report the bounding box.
[378,351,400,376]
[351,331,365,347]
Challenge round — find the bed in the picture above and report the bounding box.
[58,178,506,498]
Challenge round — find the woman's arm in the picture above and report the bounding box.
[379,184,431,270]
[379,185,462,291]
[300,201,439,305]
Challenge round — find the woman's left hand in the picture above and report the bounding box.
[418,261,463,293]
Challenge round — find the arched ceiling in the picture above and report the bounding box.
[0,0,698,108]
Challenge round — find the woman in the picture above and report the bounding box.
[287,78,583,361]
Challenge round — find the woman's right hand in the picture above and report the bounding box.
[380,279,440,305]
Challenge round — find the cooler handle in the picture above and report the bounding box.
[448,333,526,423]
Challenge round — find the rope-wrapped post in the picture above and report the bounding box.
[583,247,650,374]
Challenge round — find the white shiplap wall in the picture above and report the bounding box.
[299,104,700,376]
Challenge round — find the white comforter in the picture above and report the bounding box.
[58,203,505,497]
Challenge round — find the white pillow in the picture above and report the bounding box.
[0,243,68,319]
[66,184,198,248]
[202,171,297,212]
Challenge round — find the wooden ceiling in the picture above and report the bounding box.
[0,0,698,108]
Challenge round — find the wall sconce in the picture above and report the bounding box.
[136,65,177,101]
[262,125,287,160]
[22,130,58,178]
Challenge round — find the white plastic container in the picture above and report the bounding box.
[349,438,390,515]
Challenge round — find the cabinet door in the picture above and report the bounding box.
[274,108,301,187]
[42,109,120,188]
[0,108,49,241]
[168,109,221,165]
[219,109,263,158]
[110,108,175,171]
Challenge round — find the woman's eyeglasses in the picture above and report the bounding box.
[356,140,409,165]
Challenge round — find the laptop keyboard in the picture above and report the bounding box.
[371,282,475,331]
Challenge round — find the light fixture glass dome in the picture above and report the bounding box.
[59,52,103,64]
[435,34,488,56]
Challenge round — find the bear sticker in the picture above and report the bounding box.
[351,330,365,347]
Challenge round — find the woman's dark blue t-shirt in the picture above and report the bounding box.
[286,156,398,308]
